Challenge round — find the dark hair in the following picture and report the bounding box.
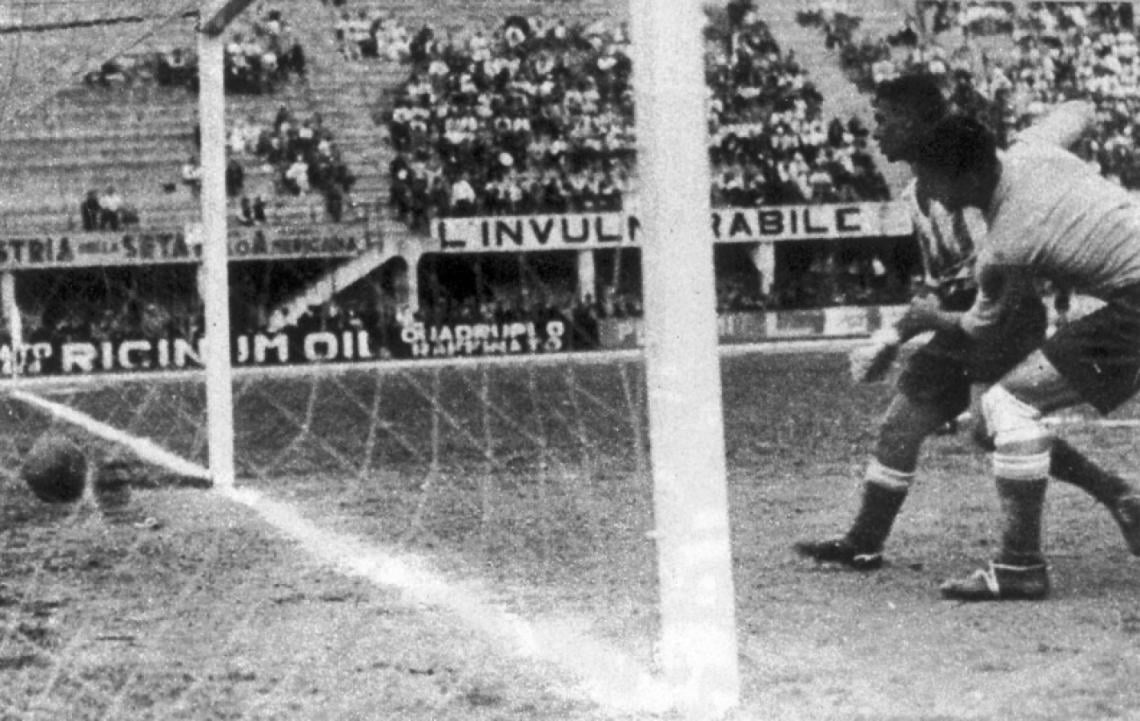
[874,74,948,125]
[914,115,998,177]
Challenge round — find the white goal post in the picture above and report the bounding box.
[197,0,249,489]
[631,0,741,717]
[193,0,741,714]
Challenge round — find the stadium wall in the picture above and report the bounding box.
[597,304,908,349]
[0,200,920,378]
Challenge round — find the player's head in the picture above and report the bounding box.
[872,74,949,162]
[912,114,1000,212]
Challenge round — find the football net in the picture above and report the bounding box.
[0,1,735,719]
[0,1,199,131]
[0,291,672,719]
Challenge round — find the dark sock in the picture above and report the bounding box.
[995,476,1047,566]
[1050,438,1131,506]
[845,482,908,552]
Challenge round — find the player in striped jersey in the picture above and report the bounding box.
[795,75,1140,574]
[906,114,1140,600]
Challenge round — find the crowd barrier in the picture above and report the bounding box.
[597,305,906,349]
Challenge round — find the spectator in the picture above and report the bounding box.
[98,187,124,231]
[181,155,203,195]
[156,47,196,88]
[449,174,477,215]
[284,154,310,194]
[252,195,268,223]
[80,190,101,232]
[239,195,256,226]
[225,157,245,197]
[326,183,345,222]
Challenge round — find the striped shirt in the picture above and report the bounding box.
[905,180,982,296]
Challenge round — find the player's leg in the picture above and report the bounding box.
[1049,438,1140,555]
[940,354,1069,601]
[971,397,1137,550]
[944,300,1140,601]
[795,335,968,570]
[965,294,1140,548]
[1032,297,1140,555]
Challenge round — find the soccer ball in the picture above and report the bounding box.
[21,434,88,504]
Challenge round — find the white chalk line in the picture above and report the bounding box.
[10,346,1135,719]
[8,389,212,481]
[220,485,674,716]
[957,410,1140,429]
[5,387,674,718]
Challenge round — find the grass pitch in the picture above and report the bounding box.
[2,349,1140,720]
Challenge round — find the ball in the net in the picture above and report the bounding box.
[21,434,88,504]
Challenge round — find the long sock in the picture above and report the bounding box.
[994,476,1047,566]
[845,460,911,551]
[1050,438,1132,506]
[846,482,908,552]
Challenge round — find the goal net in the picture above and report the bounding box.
[0,306,672,720]
[0,1,199,131]
[0,0,739,717]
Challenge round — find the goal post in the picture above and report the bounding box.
[199,0,260,36]
[630,0,741,716]
[198,0,238,489]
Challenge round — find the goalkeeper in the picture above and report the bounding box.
[795,76,1138,569]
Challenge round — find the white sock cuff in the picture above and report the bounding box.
[993,451,1052,481]
[866,459,915,491]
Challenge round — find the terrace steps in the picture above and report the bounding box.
[761,0,910,196]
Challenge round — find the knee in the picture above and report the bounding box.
[979,385,1050,449]
[980,385,1052,479]
[876,408,926,458]
[874,398,949,470]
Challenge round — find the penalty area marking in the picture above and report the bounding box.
[4,387,674,717]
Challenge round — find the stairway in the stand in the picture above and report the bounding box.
[257,0,440,315]
[762,1,912,197]
[275,0,395,210]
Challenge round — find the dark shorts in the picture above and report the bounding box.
[1042,285,1140,415]
[898,294,1048,416]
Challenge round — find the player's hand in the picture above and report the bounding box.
[849,327,901,383]
[895,293,943,338]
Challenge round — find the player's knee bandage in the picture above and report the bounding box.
[866,458,915,492]
[980,386,1052,480]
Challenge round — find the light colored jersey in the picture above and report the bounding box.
[910,101,1094,299]
[905,179,983,293]
[963,139,1140,336]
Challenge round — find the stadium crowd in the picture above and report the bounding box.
[332,6,413,62]
[18,284,200,350]
[708,4,890,205]
[83,5,306,93]
[384,15,636,227]
[36,1,924,368]
[384,4,891,230]
[187,104,357,225]
[78,187,140,232]
[805,0,1140,188]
